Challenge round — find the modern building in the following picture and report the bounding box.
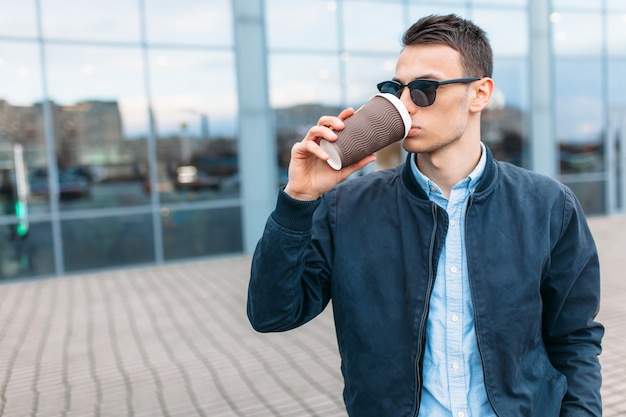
[0,0,624,280]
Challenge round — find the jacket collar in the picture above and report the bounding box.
[401,144,497,202]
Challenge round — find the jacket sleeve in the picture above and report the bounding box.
[247,188,333,333]
[542,187,604,417]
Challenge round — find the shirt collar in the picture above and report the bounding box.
[410,142,487,197]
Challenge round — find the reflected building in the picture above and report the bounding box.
[0,0,625,280]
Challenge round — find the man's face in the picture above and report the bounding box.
[394,44,476,155]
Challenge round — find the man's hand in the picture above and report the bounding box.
[284,108,377,201]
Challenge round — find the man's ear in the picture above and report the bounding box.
[470,77,494,113]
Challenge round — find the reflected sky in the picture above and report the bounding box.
[269,54,341,108]
[0,2,38,38]
[551,12,603,57]
[144,0,232,46]
[149,50,237,137]
[555,60,603,143]
[342,2,405,52]
[0,42,43,105]
[40,0,142,42]
[265,0,339,52]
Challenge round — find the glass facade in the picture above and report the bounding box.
[0,0,241,280]
[0,0,624,280]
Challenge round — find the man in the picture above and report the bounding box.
[247,14,603,417]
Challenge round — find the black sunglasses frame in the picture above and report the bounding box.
[377,77,482,107]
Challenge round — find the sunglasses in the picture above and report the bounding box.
[376,77,482,107]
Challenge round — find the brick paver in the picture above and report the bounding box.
[0,214,624,417]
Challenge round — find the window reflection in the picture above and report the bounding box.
[472,9,528,56]
[266,0,339,52]
[607,13,626,56]
[0,42,49,214]
[551,12,603,57]
[410,5,467,22]
[161,207,242,260]
[342,2,404,52]
[608,60,626,106]
[62,214,154,272]
[555,60,604,175]
[552,0,601,11]
[0,2,38,38]
[149,49,239,203]
[344,55,397,106]
[144,0,232,47]
[482,59,529,168]
[472,0,526,5]
[40,0,141,42]
[607,0,626,12]
[45,44,150,210]
[0,220,55,279]
[270,53,341,172]
[269,54,341,108]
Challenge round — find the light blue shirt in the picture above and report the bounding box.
[411,144,497,417]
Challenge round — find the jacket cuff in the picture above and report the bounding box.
[271,187,321,232]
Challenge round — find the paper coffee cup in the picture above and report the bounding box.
[320,93,411,170]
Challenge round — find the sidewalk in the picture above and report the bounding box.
[0,214,623,417]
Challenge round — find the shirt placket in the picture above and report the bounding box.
[445,185,469,417]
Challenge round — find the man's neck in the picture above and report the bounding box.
[415,141,482,198]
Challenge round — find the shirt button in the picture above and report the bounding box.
[451,266,458,273]
[430,186,437,192]
[458,412,466,417]
[451,314,459,322]
[452,362,460,370]
[450,219,456,226]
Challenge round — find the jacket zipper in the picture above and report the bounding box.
[413,203,440,417]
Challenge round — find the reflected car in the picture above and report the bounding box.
[29,171,90,200]
[174,166,220,191]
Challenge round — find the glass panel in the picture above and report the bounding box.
[40,0,141,42]
[410,5,468,23]
[608,60,626,107]
[472,9,528,56]
[471,0,526,6]
[342,2,404,52]
[343,0,403,3]
[344,55,398,107]
[45,44,151,210]
[0,2,38,38]
[607,0,626,12]
[482,59,529,167]
[555,60,603,174]
[552,0,601,11]
[265,0,339,51]
[562,180,605,215]
[551,12,602,57]
[607,13,626,57]
[62,214,154,272]
[144,0,232,47]
[270,53,341,173]
[269,54,341,108]
[161,207,242,260]
[149,49,239,204]
[0,42,50,214]
[0,220,55,279]
[407,0,465,4]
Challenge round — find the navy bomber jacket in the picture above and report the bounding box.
[247,148,603,417]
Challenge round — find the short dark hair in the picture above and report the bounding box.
[402,14,493,78]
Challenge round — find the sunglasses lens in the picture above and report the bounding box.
[409,81,436,107]
[377,81,402,98]
[376,80,437,107]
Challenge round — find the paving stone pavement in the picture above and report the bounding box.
[0,214,624,417]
